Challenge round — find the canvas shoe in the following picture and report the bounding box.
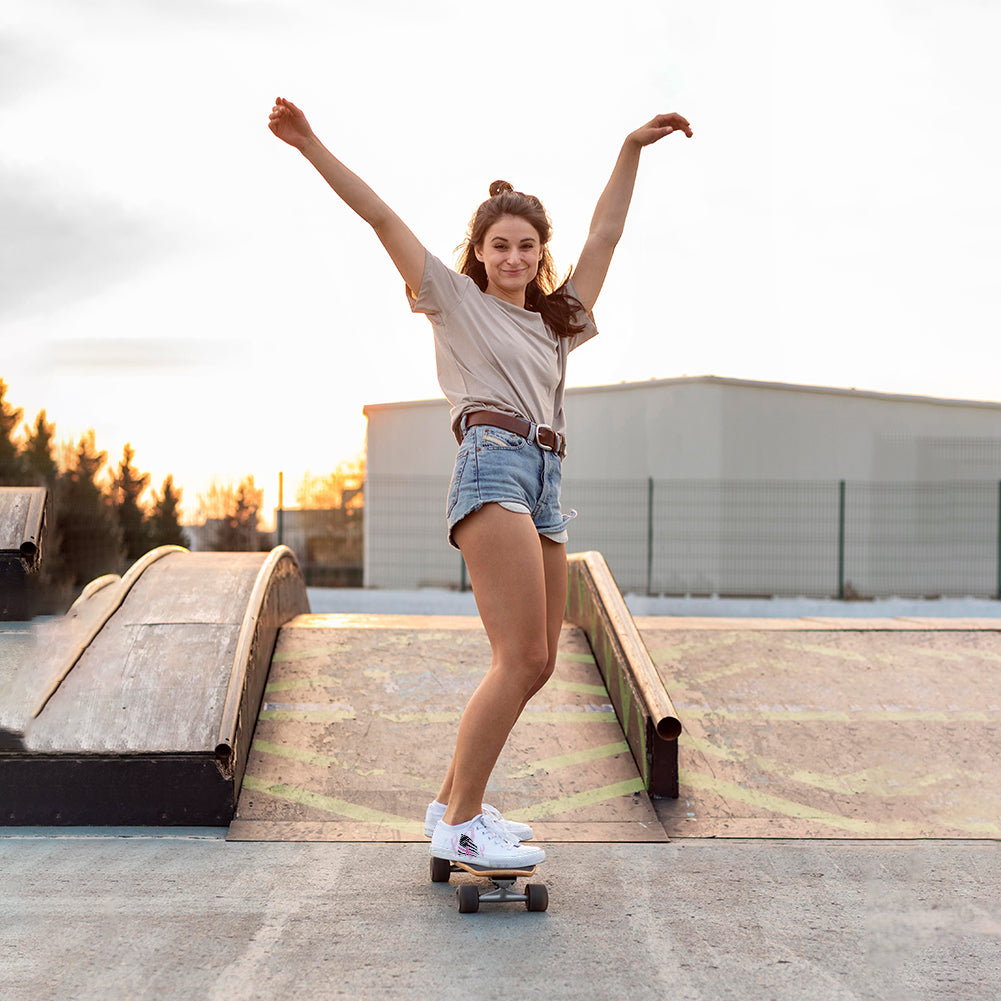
[430,814,546,869]
[423,800,533,841]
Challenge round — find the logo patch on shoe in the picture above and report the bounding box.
[457,834,479,858]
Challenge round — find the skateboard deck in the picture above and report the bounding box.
[429,856,549,913]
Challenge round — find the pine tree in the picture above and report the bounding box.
[57,430,124,587]
[111,443,151,561]
[0,380,26,484]
[146,475,188,549]
[198,475,263,551]
[21,410,59,487]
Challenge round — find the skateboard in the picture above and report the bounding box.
[430,856,549,913]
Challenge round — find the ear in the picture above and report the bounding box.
[474,244,484,263]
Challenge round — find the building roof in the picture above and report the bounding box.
[363,375,1001,415]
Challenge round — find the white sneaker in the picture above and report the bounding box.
[424,800,534,842]
[430,814,545,869]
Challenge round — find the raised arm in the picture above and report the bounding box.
[571,113,693,312]
[268,97,426,294]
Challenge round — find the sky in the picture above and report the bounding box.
[2,0,999,522]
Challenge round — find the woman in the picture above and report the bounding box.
[268,97,692,869]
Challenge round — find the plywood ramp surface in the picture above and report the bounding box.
[641,618,1001,839]
[229,614,666,842]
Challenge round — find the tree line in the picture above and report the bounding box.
[1,379,186,614]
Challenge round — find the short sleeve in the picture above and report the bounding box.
[563,277,599,352]
[406,252,471,323]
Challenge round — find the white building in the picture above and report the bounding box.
[363,377,1001,598]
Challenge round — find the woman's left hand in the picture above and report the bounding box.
[628,113,694,147]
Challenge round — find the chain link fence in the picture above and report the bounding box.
[365,476,1001,599]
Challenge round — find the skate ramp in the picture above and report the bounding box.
[644,617,1001,838]
[228,614,666,842]
[0,546,309,824]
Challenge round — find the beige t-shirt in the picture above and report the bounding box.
[408,252,599,446]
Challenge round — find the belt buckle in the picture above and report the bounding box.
[533,423,557,453]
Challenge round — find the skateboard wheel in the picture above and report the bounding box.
[430,857,452,883]
[525,883,548,912]
[457,884,480,913]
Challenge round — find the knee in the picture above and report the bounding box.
[502,645,551,697]
[522,649,558,701]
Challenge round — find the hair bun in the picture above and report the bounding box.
[489,180,515,198]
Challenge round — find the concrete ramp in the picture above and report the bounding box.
[644,617,1001,838]
[0,546,308,824]
[229,614,667,843]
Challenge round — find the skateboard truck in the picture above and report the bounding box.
[430,857,549,913]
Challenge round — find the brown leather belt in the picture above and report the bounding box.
[465,410,565,456]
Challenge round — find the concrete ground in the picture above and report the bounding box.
[1,832,998,1001]
[5,592,999,1000]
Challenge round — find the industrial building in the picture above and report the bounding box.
[363,376,1001,598]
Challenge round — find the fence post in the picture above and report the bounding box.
[997,481,1001,601]
[460,555,467,593]
[277,471,284,547]
[646,476,654,596]
[837,479,846,600]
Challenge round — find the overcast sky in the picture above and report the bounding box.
[2,0,998,520]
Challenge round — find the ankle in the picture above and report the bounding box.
[443,807,478,827]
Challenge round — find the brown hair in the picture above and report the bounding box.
[455,180,589,339]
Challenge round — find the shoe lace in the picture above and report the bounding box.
[480,813,518,847]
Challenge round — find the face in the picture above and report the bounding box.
[474,215,544,301]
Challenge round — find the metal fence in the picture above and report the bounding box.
[365,476,1001,599]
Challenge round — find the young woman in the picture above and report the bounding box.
[268,97,692,869]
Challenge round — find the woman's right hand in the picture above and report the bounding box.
[268,97,316,150]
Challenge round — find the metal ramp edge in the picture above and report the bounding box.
[566,551,682,797]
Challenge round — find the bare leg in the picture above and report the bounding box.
[436,504,564,826]
[434,535,567,807]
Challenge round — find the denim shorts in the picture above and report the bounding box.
[445,423,576,550]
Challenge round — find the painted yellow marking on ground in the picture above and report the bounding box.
[264,675,342,694]
[678,770,925,836]
[507,740,631,779]
[680,734,985,797]
[259,710,357,723]
[557,651,596,663]
[680,660,768,685]
[684,647,870,686]
[253,739,336,769]
[252,739,386,777]
[242,774,424,835]
[372,711,461,724]
[678,770,1001,838]
[778,640,869,662]
[546,679,609,696]
[648,634,743,663]
[272,643,350,663]
[506,777,646,822]
[376,711,621,725]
